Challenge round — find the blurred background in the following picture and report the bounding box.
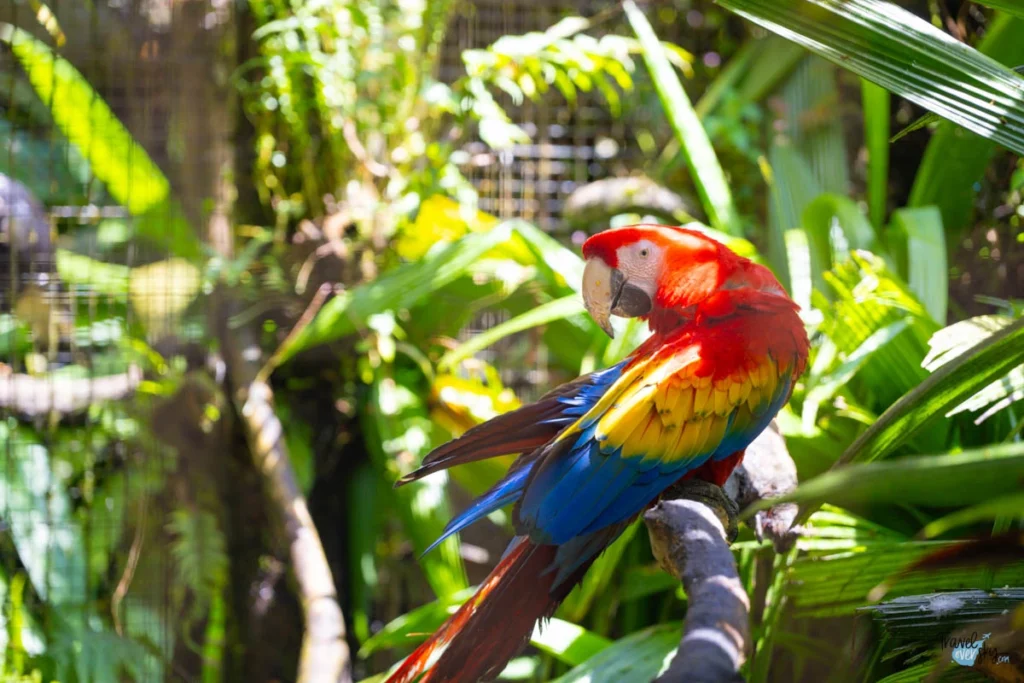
[0,0,1023,681]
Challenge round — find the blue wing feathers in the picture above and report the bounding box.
[424,354,791,594]
[423,363,626,553]
[523,443,633,544]
[423,464,533,555]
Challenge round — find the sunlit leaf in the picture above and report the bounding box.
[715,0,1024,155]
[363,371,468,598]
[359,588,475,657]
[56,249,131,295]
[626,0,742,236]
[0,423,87,605]
[1,25,168,213]
[766,143,817,307]
[746,442,1024,514]
[551,624,680,683]
[428,367,519,496]
[922,492,1024,538]
[818,252,936,413]
[923,315,1024,424]
[1,24,201,260]
[128,258,202,334]
[277,224,516,363]
[801,319,910,428]
[531,619,612,666]
[836,315,1024,466]
[396,194,501,261]
[362,589,611,667]
[801,193,878,292]
[787,539,1024,617]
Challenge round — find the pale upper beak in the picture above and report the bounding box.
[581,257,653,339]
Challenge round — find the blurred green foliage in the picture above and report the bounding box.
[0,0,1023,681]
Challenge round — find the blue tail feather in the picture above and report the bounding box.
[423,464,533,556]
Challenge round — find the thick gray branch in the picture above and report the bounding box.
[0,366,142,416]
[646,482,749,683]
[724,420,801,553]
[644,423,801,683]
[562,176,698,228]
[215,293,351,683]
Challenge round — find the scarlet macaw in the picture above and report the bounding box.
[387,224,809,683]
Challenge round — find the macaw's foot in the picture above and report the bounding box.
[658,477,739,543]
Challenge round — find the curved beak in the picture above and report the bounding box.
[582,258,653,339]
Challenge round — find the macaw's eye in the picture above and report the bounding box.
[640,248,649,258]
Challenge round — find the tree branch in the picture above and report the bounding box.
[724,420,801,553]
[0,366,142,416]
[214,292,351,683]
[646,481,748,683]
[562,176,698,228]
[645,422,801,682]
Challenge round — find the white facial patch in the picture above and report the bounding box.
[614,240,662,296]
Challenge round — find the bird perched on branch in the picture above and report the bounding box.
[387,224,810,683]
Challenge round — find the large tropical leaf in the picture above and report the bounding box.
[551,624,680,683]
[277,224,518,362]
[765,142,819,306]
[785,510,1024,617]
[625,0,742,236]
[0,25,167,213]
[861,78,889,228]
[801,193,878,287]
[814,252,937,417]
[362,590,611,667]
[837,315,1024,466]
[906,15,1024,238]
[923,315,1024,424]
[0,423,87,606]
[437,295,584,371]
[887,206,947,323]
[715,0,1024,156]
[864,588,1024,643]
[745,442,1024,513]
[922,493,1024,538]
[788,539,1024,617]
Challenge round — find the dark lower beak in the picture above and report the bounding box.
[609,268,653,319]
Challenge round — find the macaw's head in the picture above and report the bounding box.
[581,223,791,337]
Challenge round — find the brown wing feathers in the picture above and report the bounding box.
[395,374,594,486]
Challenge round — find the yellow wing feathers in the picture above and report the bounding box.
[594,353,782,467]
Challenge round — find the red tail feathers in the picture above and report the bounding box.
[385,539,586,683]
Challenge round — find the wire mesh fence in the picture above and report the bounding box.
[0,0,665,679]
[0,0,784,679]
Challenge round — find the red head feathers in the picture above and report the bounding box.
[582,224,799,337]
